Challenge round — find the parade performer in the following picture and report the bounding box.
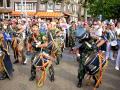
[73,27,107,88]
[12,23,25,64]
[68,21,76,51]
[0,33,13,80]
[26,24,54,81]
[3,24,12,49]
[47,23,62,65]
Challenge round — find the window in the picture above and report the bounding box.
[54,4,61,11]
[33,3,36,10]
[17,3,21,10]
[15,2,36,11]
[39,3,46,11]
[0,0,3,7]
[47,3,53,11]
[7,0,10,7]
[64,4,67,12]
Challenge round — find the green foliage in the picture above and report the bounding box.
[42,0,62,3]
[42,0,48,3]
[88,0,120,19]
[53,0,63,3]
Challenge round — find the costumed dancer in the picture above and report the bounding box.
[74,27,107,88]
[0,33,13,80]
[26,24,54,81]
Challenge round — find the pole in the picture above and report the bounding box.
[21,0,23,17]
[84,0,88,21]
[25,0,27,17]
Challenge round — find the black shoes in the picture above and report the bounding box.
[29,76,35,81]
[50,74,55,82]
[13,60,19,64]
[0,76,6,80]
[77,82,82,88]
[22,63,27,65]
[0,74,7,80]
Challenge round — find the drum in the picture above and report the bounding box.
[84,52,106,75]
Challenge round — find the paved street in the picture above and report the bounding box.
[0,49,120,90]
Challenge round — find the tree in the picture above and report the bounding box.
[88,0,120,19]
[77,0,95,21]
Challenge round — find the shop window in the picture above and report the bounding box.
[7,0,10,7]
[0,0,3,7]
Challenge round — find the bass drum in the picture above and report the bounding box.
[84,52,106,75]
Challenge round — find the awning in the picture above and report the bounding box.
[63,12,72,16]
[35,12,63,18]
[10,11,63,18]
[10,11,36,16]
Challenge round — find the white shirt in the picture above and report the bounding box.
[95,27,103,37]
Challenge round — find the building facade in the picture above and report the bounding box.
[10,0,84,22]
[10,0,63,19]
[0,0,12,19]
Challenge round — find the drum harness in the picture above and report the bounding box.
[93,50,108,90]
[84,39,108,89]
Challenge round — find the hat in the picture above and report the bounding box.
[109,22,114,25]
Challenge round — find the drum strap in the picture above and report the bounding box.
[94,52,105,90]
[0,54,5,72]
[1,40,8,54]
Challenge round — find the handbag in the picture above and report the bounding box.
[110,40,119,51]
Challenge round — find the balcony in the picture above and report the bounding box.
[0,7,12,13]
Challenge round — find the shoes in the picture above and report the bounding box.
[50,74,55,82]
[13,60,19,64]
[0,77,6,80]
[29,76,35,81]
[77,82,82,88]
[115,66,119,70]
[22,63,27,65]
[0,74,7,80]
